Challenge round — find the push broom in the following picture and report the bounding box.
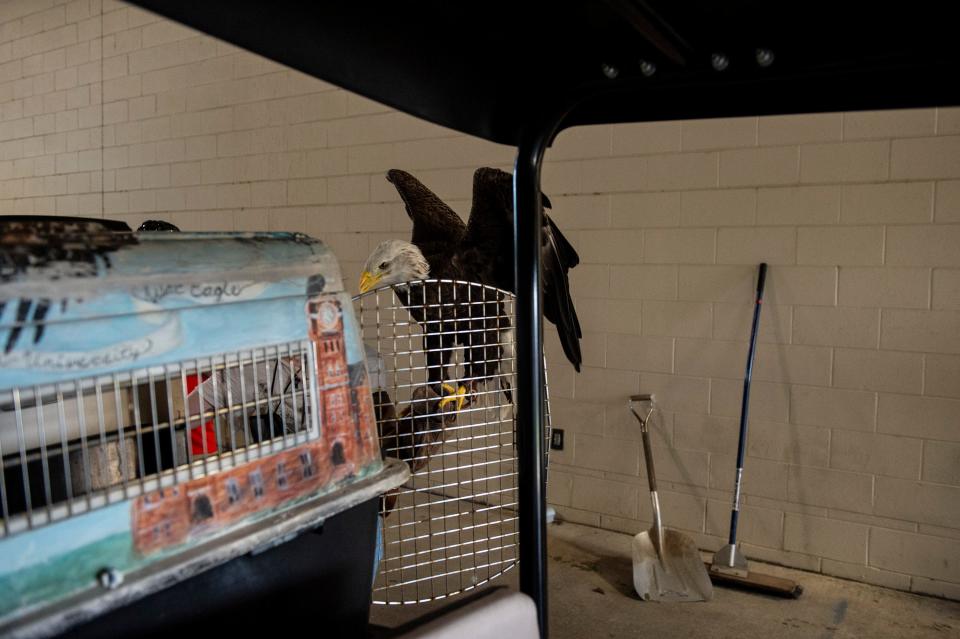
[708,263,803,598]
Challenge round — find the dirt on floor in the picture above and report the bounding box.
[370,521,960,638]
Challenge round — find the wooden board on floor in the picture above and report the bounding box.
[706,563,804,598]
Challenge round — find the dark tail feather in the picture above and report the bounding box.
[572,301,582,339]
[543,231,582,372]
[544,213,582,341]
[555,318,582,373]
[545,214,579,269]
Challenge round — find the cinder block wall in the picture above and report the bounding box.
[1,0,958,598]
[540,115,960,600]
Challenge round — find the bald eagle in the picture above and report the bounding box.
[359,167,581,404]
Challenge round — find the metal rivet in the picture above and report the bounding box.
[97,567,123,590]
[639,60,657,77]
[755,49,774,67]
[601,63,619,79]
[711,53,729,71]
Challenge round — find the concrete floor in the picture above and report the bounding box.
[370,521,960,638]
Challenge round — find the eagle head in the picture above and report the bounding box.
[359,240,430,293]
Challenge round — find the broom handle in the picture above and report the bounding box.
[728,263,767,546]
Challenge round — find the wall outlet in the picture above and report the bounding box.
[550,429,564,450]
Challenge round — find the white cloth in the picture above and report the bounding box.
[184,357,306,438]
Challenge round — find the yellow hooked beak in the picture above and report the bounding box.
[359,270,382,294]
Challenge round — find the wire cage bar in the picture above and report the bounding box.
[0,339,320,540]
[354,279,550,605]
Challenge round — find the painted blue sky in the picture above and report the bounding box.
[341,291,366,366]
[0,503,129,575]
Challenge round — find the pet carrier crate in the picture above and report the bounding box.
[0,220,408,637]
[355,280,552,605]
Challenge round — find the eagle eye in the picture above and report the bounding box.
[378,261,389,270]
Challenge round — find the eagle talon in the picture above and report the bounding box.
[438,385,468,411]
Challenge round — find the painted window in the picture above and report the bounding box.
[226,478,241,504]
[249,470,264,498]
[300,451,314,478]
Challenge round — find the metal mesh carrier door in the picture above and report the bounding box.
[0,340,319,539]
[355,280,548,605]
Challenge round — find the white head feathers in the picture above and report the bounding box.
[360,240,430,291]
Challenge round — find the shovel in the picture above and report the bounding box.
[629,394,713,603]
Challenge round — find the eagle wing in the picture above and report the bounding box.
[542,213,582,371]
[459,167,513,288]
[387,169,465,258]
[464,167,582,371]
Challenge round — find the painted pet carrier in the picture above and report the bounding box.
[0,220,407,637]
[20,1,960,636]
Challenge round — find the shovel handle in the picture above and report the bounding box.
[629,403,658,493]
[631,400,665,557]
[640,424,658,493]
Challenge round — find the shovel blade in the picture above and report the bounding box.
[633,529,713,603]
